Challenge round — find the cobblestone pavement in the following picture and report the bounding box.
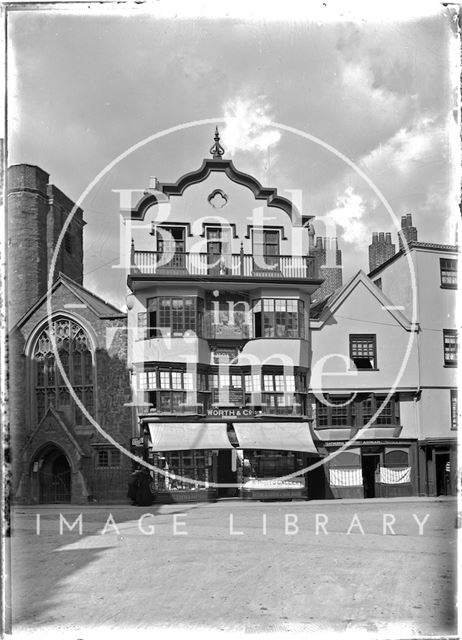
[7,498,458,638]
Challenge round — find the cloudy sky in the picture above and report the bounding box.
[8,1,460,309]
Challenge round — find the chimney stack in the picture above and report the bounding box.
[368,229,395,272]
[398,213,418,250]
[311,234,343,304]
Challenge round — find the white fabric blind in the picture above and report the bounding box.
[232,422,317,453]
[147,423,233,451]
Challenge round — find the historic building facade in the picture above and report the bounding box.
[7,139,458,504]
[8,165,133,504]
[126,131,325,501]
[368,237,458,496]
[310,271,420,498]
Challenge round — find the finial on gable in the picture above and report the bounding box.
[210,126,225,158]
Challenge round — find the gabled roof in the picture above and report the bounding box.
[368,241,459,278]
[131,158,312,224]
[58,273,125,318]
[27,405,85,457]
[12,273,126,331]
[309,270,418,331]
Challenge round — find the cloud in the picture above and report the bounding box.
[338,59,415,140]
[322,186,368,244]
[360,116,444,177]
[221,96,281,156]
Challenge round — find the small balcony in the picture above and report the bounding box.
[129,250,319,282]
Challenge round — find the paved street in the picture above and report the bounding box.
[8,498,458,638]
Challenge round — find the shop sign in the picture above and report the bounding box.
[207,406,255,418]
[131,437,144,448]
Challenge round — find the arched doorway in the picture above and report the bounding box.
[35,446,72,503]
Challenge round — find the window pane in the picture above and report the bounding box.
[274,375,285,392]
[98,450,109,467]
[171,372,183,389]
[384,449,408,466]
[160,371,170,389]
[147,371,156,389]
[83,351,92,384]
[73,350,82,385]
[183,372,194,391]
[231,375,242,388]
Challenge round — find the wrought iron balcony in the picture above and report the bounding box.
[130,251,318,280]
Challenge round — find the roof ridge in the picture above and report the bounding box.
[58,272,124,314]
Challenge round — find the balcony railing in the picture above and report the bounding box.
[131,251,318,279]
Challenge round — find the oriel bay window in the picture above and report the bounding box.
[254,299,305,338]
[245,371,307,416]
[204,292,251,339]
[147,297,203,338]
[349,334,377,370]
[209,373,243,405]
[138,368,206,414]
[315,393,399,428]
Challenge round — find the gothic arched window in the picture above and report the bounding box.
[33,318,94,425]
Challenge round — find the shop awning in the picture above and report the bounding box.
[147,422,233,451]
[232,422,317,453]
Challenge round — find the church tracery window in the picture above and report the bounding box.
[33,318,94,424]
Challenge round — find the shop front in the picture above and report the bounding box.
[316,431,418,499]
[141,419,321,502]
[232,422,318,500]
[418,438,457,497]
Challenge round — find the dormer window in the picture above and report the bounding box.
[349,334,377,370]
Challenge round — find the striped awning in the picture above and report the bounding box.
[147,422,233,451]
[232,422,317,453]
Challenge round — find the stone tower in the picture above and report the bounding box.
[368,231,395,272]
[7,164,85,327]
[311,236,343,304]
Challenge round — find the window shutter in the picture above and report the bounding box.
[137,312,148,340]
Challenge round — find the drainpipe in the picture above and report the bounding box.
[414,252,423,495]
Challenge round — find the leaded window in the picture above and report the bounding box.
[254,298,305,338]
[315,394,399,428]
[33,318,94,424]
[147,297,203,338]
[349,334,377,370]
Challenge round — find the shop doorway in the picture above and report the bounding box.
[217,450,237,497]
[37,447,71,503]
[306,462,328,499]
[435,451,450,496]
[362,454,380,498]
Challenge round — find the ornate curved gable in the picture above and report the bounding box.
[131,134,312,225]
